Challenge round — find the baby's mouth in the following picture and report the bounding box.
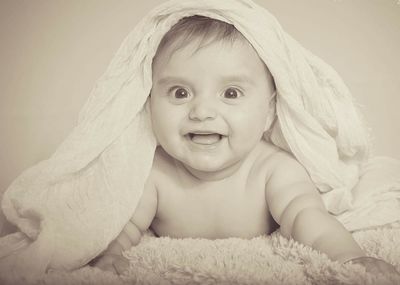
[187,132,223,145]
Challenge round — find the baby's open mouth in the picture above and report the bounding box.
[187,132,223,145]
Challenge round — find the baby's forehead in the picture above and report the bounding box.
[153,35,273,82]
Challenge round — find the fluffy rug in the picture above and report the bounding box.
[12,224,400,285]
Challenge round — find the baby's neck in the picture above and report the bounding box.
[177,159,244,182]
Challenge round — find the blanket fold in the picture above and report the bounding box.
[1,0,399,281]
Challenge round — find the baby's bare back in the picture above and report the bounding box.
[141,142,281,239]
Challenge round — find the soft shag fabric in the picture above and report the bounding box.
[1,0,400,281]
[3,225,400,285]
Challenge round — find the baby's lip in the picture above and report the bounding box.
[188,131,222,135]
[184,131,226,146]
[184,129,227,136]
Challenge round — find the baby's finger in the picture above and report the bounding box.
[350,257,400,276]
[95,261,118,274]
[375,261,399,275]
[92,256,118,274]
[113,256,130,275]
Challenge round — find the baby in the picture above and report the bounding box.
[92,16,398,275]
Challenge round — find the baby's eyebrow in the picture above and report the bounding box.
[155,76,192,86]
[155,75,255,86]
[219,75,255,85]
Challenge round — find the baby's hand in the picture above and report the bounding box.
[91,253,130,275]
[346,256,399,276]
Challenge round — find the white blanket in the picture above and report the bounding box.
[1,0,399,282]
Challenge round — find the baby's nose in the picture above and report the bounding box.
[189,99,217,121]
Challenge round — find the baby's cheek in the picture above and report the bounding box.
[151,116,173,146]
[229,126,262,151]
[239,113,266,137]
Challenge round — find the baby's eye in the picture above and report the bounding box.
[167,86,191,104]
[223,88,242,99]
[174,88,189,99]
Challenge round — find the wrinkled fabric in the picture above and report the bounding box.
[1,0,399,281]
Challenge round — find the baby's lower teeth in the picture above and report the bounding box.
[191,134,221,145]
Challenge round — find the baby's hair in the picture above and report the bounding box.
[155,15,245,57]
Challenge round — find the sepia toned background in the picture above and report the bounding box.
[0,0,399,194]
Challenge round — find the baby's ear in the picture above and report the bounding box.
[145,97,152,113]
[264,91,277,132]
[144,97,160,146]
[264,114,276,133]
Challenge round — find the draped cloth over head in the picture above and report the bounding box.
[1,0,399,280]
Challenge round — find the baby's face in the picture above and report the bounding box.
[150,38,275,177]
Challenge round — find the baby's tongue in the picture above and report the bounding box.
[191,133,220,145]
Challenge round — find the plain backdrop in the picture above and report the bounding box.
[0,0,399,194]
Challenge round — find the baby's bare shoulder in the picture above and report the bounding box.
[253,141,308,185]
[259,141,304,166]
[255,141,292,170]
[130,149,169,227]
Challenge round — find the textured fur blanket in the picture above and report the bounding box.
[12,224,400,285]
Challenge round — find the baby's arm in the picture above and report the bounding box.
[91,177,157,274]
[265,153,398,273]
